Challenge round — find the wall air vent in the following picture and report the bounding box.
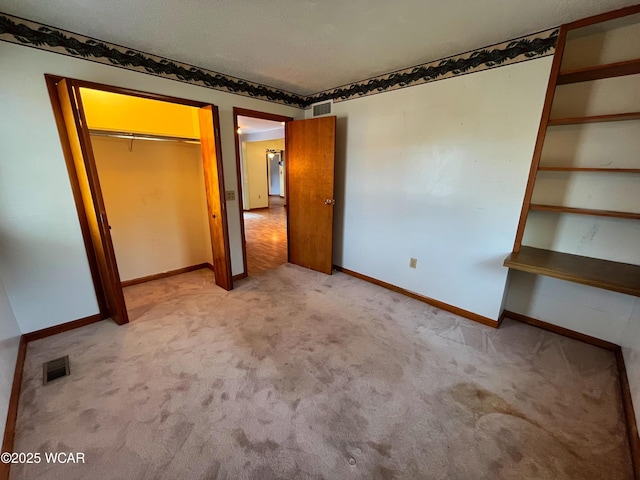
[43,355,70,384]
[312,101,332,117]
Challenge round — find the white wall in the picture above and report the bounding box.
[0,274,21,439]
[505,271,636,343]
[622,298,640,431]
[244,141,269,209]
[0,40,302,333]
[239,131,285,210]
[327,57,553,321]
[92,137,212,281]
[241,141,250,210]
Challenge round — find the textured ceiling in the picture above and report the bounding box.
[1,0,638,95]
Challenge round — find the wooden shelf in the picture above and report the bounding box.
[529,204,640,220]
[504,246,640,297]
[557,58,640,84]
[512,9,640,299]
[548,111,640,126]
[538,167,640,173]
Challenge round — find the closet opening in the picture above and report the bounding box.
[46,75,232,325]
[233,108,293,277]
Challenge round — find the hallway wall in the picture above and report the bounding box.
[243,139,285,210]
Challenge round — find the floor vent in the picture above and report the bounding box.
[312,101,332,117]
[43,356,70,384]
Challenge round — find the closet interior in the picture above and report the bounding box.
[80,88,214,286]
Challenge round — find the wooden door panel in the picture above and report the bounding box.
[57,80,129,324]
[198,106,233,290]
[286,116,336,274]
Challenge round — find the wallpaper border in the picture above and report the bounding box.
[0,13,307,108]
[0,12,557,108]
[305,28,558,105]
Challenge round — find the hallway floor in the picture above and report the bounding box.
[10,265,633,479]
[243,196,287,275]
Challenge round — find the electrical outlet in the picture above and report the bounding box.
[409,258,417,269]
[225,190,235,201]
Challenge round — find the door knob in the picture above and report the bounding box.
[324,199,335,205]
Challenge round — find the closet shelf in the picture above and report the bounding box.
[547,111,640,126]
[557,58,640,84]
[504,246,640,297]
[529,204,640,220]
[537,167,640,173]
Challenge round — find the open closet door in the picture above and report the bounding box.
[56,79,129,324]
[198,105,233,290]
[285,116,336,275]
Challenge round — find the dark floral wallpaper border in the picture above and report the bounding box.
[306,29,558,105]
[0,13,306,107]
[0,13,557,108]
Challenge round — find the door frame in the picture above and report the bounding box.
[232,108,294,278]
[46,74,233,321]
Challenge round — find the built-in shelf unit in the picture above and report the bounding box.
[506,5,640,297]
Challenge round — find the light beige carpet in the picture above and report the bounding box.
[11,265,633,479]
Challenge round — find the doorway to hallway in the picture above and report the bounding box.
[233,108,292,276]
[233,108,337,278]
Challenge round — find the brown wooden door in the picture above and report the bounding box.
[198,105,233,290]
[56,80,129,324]
[285,116,336,274]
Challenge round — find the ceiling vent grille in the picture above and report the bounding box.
[43,356,70,384]
[312,101,332,117]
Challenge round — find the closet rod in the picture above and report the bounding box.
[89,129,200,144]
